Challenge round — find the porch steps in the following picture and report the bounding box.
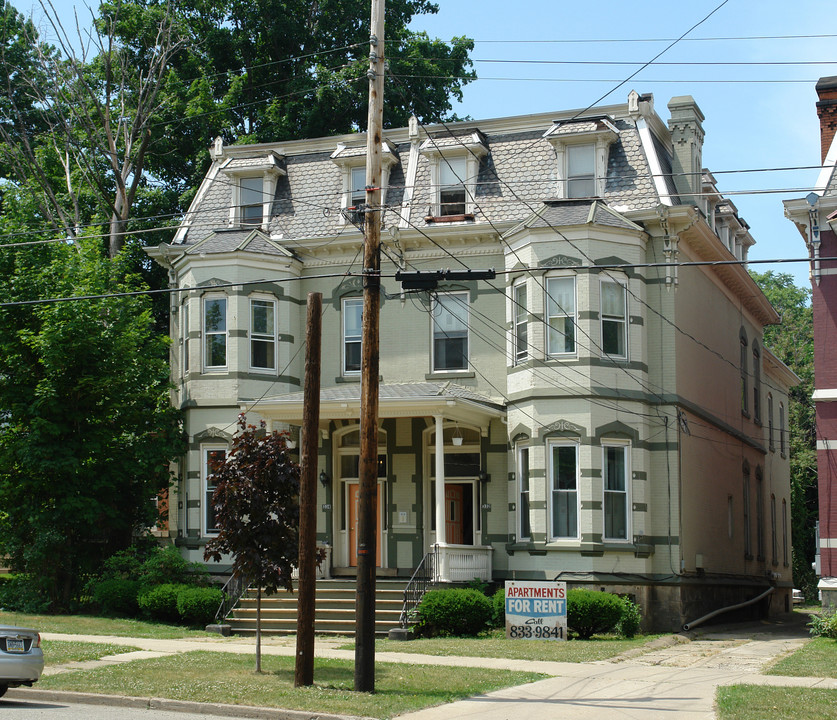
[225,579,408,636]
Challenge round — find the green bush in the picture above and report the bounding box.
[92,578,141,617]
[0,574,50,614]
[137,583,188,622]
[616,596,642,638]
[567,589,623,639]
[138,545,209,587]
[809,611,837,639]
[417,588,493,637]
[491,587,506,628]
[176,587,224,625]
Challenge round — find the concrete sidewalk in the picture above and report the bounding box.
[7,613,837,720]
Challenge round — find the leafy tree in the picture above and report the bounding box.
[750,270,818,599]
[204,415,299,672]
[0,230,183,611]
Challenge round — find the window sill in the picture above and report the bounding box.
[426,371,475,380]
[424,213,475,223]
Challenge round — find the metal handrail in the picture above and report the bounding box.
[215,573,250,622]
[399,545,438,628]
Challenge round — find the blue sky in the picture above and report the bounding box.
[26,0,836,288]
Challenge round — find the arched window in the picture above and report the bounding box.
[752,342,762,423]
[740,329,749,415]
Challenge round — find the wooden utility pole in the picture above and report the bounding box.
[295,292,322,687]
[355,0,385,694]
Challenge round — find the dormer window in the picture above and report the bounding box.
[567,144,596,198]
[420,129,488,221]
[544,116,618,199]
[217,150,285,231]
[331,141,399,227]
[240,177,264,226]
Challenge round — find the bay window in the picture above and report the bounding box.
[546,276,576,356]
[603,442,629,540]
[549,441,579,539]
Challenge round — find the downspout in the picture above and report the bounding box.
[682,586,774,631]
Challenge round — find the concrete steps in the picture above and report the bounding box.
[226,579,407,636]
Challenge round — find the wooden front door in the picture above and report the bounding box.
[348,483,382,567]
[445,484,465,545]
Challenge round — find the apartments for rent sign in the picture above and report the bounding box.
[505,581,567,640]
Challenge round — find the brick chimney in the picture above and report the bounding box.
[816,76,837,163]
[667,96,705,205]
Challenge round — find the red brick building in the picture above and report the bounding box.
[784,76,837,610]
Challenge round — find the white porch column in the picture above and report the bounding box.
[434,414,446,545]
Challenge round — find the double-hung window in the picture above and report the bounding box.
[546,276,576,355]
[779,402,786,456]
[513,282,528,364]
[567,143,596,198]
[239,176,264,226]
[549,442,579,539]
[347,167,366,224]
[182,300,190,376]
[740,330,749,415]
[203,296,227,370]
[603,442,629,540]
[343,297,363,374]
[432,292,469,372]
[517,446,531,540]
[601,280,627,358]
[203,446,226,535]
[753,343,762,423]
[439,157,467,216]
[250,297,276,371]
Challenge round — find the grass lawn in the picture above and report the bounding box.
[716,685,837,720]
[765,636,837,678]
[0,611,213,639]
[369,632,657,662]
[39,650,545,719]
[42,640,140,666]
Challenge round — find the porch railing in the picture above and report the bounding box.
[215,573,249,623]
[436,544,493,583]
[399,546,438,628]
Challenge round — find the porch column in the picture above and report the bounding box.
[434,414,446,545]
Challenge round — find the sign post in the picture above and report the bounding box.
[505,581,567,640]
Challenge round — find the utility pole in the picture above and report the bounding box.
[295,292,321,687]
[355,0,384,694]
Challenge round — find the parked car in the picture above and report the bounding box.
[792,589,804,606]
[0,626,44,698]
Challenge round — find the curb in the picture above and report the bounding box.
[4,688,376,720]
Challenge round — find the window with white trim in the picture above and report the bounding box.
[549,441,579,539]
[432,292,469,372]
[439,156,467,216]
[513,282,528,364]
[546,276,576,356]
[203,446,226,535]
[603,442,629,540]
[601,280,627,358]
[517,445,531,540]
[567,143,596,198]
[250,297,276,371]
[239,176,264,226]
[343,297,363,375]
[181,299,190,376]
[203,295,227,370]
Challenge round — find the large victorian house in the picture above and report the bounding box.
[148,90,795,630]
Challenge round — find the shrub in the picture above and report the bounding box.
[0,574,50,614]
[92,578,141,617]
[417,588,493,637]
[138,545,209,587]
[491,587,506,628]
[616,596,642,638]
[137,583,188,622]
[809,611,837,639]
[176,587,224,625]
[566,589,623,639]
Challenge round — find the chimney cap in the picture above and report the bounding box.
[816,76,837,94]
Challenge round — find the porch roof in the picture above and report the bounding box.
[250,382,506,426]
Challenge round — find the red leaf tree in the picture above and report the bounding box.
[204,415,299,671]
